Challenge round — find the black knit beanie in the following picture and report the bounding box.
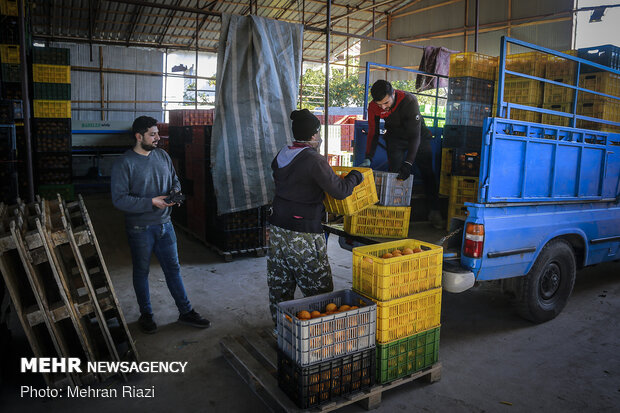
[290,109,321,141]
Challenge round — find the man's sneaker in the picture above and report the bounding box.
[178,309,211,328]
[428,210,445,230]
[138,314,157,334]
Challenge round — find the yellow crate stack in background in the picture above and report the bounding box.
[352,239,442,383]
[446,176,478,230]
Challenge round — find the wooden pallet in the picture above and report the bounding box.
[220,329,441,412]
[174,222,268,262]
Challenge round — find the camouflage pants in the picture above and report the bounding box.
[267,225,333,323]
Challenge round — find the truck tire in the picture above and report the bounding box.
[515,240,576,323]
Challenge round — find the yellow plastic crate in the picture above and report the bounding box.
[323,167,378,215]
[0,0,18,16]
[577,100,620,133]
[446,176,478,230]
[32,64,71,84]
[450,52,497,81]
[499,79,544,106]
[499,52,548,78]
[353,239,442,301]
[541,103,573,127]
[578,72,620,103]
[344,205,410,239]
[439,171,451,196]
[440,148,453,174]
[0,44,19,64]
[33,100,72,118]
[360,287,442,344]
[545,50,578,81]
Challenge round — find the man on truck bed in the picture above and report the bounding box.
[361,80,442,228]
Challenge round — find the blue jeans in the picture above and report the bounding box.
[125,221,192,316]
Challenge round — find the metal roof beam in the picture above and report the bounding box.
[309,0,401,27]
[157,0,183,46]
[125,5,143,45]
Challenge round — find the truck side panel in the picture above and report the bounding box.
[462,201,620,281]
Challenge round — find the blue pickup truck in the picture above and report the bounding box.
[340,38,620,323]
[443,38,620,322]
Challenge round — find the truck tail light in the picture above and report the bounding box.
[464,223,484,258]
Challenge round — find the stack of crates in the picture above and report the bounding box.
[541,50,578,127]
[575,45,620,133]
[442,52,493,200]
[445,176,478,230]
[0,5,21,203]
[168,111,269,255]
[494,51,547,123]
[31,47,73,197]
[352,239,442,384]
[276,289,377,409]
[344,171,412,239]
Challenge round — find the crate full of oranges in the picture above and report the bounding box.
[276,289,376,367]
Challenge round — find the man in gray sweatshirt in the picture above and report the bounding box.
[111,116,209,334]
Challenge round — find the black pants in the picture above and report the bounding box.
[386,137,439,210]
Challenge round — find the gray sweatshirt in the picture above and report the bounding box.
[111,148,181,227]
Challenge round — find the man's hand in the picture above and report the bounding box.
[152,195,175,210]
[360,158,372,167]
[397,161,413,180]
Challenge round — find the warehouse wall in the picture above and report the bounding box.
[360,0,574,84]
[50,42,163,121]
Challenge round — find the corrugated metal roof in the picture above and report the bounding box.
[30,0,412,62]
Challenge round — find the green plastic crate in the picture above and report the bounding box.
[37,183,74,201]
[377,327,440,384]
[32,47,70,65]
[1,62,20,82]
[33,82,71,100]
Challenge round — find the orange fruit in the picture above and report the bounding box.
[350,306,359,310]
[381,252,393,259]
[339,305,351,312]
[297,310,311,320]
[392,251,402,257]
[310,310,321,319]
[325,303,338,312]
[363,257,373,264]
[320,313,327,316]
[402,248,414,255]
[285,314,292,322]
[413,247,423,253]
[392,249,402,254]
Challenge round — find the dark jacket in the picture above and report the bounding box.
[366,90,432,164]
[269,145,362,233]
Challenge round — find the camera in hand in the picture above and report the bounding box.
[164,190,186,205]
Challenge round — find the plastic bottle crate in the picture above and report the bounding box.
[452,148,480,177]
[37,184,75,201]
[1,63,20,82]
[32,47,71,65]
[578,72,620,102]
[545,50,578,81]
[439,171,451,196]
[352,239,442,302]
[37,169,72,185]
[440,148,453,174]
[36,153,71,169]
[276,289,377,367]
[543,77,577,105]
[578,44,620,73]
[377,327,440,384]
[497,78,544,106]
[32,64,71,84]
[449,52,497,81]
[446,101,491,127]
[442,125,483,149]
[500,52,548,78]
[541,103,573,127]
[344,205,410,239]
[0,0,18,16]
[33,83,71,100]
[32,118,71,135]
[323,167,378,215]
[0,44,19,63]
[361,287,442,344]
[577,100,620,133]
[373,171,413,206]
[33,100,71,118]
[277,347,376,409]
[448,76,494,103]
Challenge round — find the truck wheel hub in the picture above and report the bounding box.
[540,263,561,299]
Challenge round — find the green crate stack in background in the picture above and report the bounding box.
[31,46,73,195]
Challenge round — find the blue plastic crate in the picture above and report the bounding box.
[578,44,620,73]
[446,101,491,127]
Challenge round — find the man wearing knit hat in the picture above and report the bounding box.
[267,109,364,326]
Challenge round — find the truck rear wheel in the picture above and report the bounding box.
[515,240,576,323]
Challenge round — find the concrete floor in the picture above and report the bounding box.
[1,193,619,413]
